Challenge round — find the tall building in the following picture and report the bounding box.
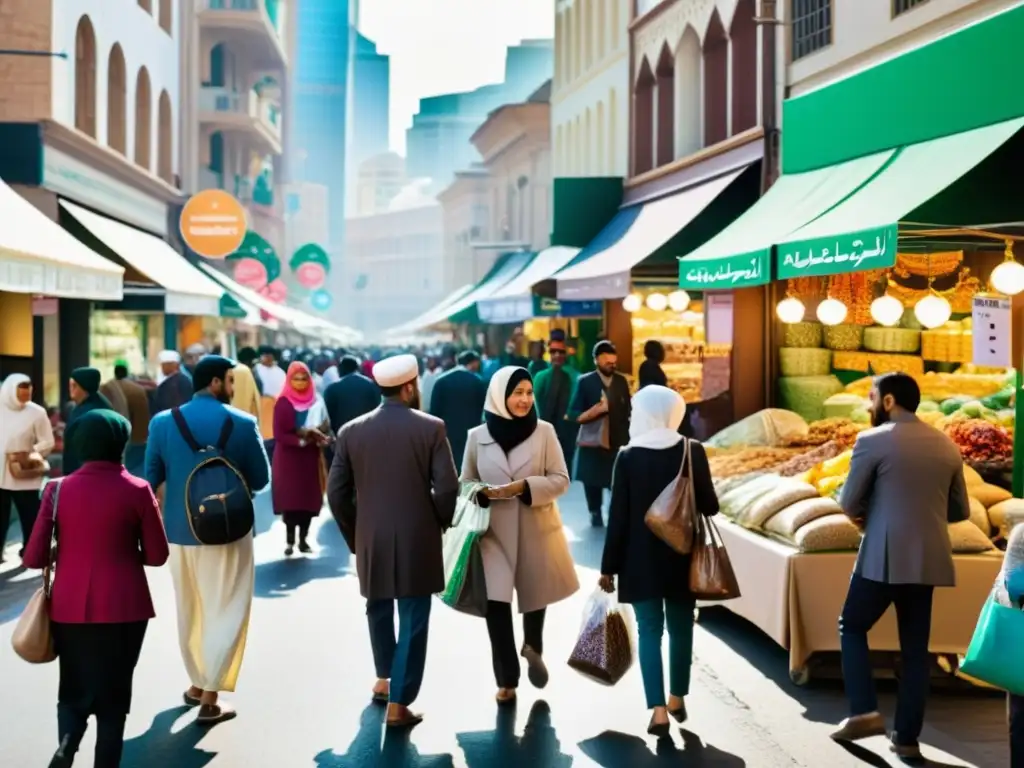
[355,152,406,216]
[406,39,553,194]
[346,32,390,215]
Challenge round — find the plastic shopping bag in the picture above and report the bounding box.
[567,588,635,686]
[439,483,490,615]
[959,595,1024,695]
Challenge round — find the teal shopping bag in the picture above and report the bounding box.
[959,596,1024,696]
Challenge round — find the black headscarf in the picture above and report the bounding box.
[484,367,538,455]
[72,409,131,464]
[192,355,236,392]
[237,347,258,367]
[71,367,101,394]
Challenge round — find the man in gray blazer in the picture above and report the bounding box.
[830,372,970,759]
[327,353,459,730]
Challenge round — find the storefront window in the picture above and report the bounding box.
[42,312,60,408]
[90,311,162,381]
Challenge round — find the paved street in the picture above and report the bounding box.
[0,485,1010,767]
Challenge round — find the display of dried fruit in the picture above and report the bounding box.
[773,440,847,477]
[708,447,805,478]
[784,418,866,448]
[943,419,1014,463]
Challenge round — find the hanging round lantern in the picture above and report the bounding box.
[645,292,668,312]
[990,259,1024,296]
[310,289,333,311]
[233,257,269,290]
[667,290,691,312]
[775,296,806,324]
[260,278,288,304]
[914,293,952,329]
[870,294,904,327]
[622,293,642,313]
[816,298,848,326]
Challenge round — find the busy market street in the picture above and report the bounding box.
[0,490,1009,767]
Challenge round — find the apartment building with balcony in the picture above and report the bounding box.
[437,165,491,294]
[180,0,290,254]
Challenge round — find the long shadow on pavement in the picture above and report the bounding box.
[254,516,352,598]
[314,704,454,767]
[580,729,746,766]
[119,705,220,767]
[458,700,574,767]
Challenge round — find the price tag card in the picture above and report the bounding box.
[972,295,1013,368]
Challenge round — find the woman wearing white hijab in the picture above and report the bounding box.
[461,366,579,705]
[0,374,54,562]
[598,385,719,737]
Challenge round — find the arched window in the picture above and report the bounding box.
[675,25,702,158]
[74,17,97,137]
[106,45,127,154]
[134,67,152,169]
[584,107,592,172]
[633,60,655,176]
[555,124,564,175]
[730,0,758,134]
[159,0,173,34]
[608,88,618,174]
[554,14,563,87]
[596,0,607,60]
[656,45,675,166]
[158,90,173,183]
[596,101,605,175]
[138,0,152,12]
[703,9,729,147]
[583,1,592,70]
[571,4,581,80]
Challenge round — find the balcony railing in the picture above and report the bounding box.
[199,86,282,142]
[201,0,284,40]
[199,168,280,212]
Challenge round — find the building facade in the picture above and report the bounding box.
[552,0,630,177]
[355,151,406,216]
[437,166,491,293]
[346,31,390,215]
[342,202,444,333]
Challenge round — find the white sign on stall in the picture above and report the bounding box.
[972,295,1013,368]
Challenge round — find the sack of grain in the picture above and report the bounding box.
[972,483,1012,508]
[794,514,863,552]
[720,474,783,520]
[823,325,865,351]
[765,497,842,539]
[783,322,824,348]
[779,348,832,377]
[988,498,1024,537]
[947,520,996,553]
[968,497,991,536]
[737,480,819,530]
[778,376,845,423]
[705,409,809,449]
[862,327,921,353]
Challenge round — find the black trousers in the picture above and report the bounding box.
[0,487,41,556]
[485,600,545,689]
[53,705,126,768]
[583,485,604,515]
[1010,694,1024,767]
[283,511,313,544]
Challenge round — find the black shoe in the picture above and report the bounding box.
[521,645,549,689]
[669,701,687,723]
[284,545,294,556]
[298,540,312,554]
[590,512,604,527]
[647,716,670,737]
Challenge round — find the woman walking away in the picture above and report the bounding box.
[999,523,1024,763]
[273,361,331,555]
[461,366,579,705]
[231,363,262,420]
[0,374,54,562]
[598,385,719,737]
[23,410,169,768]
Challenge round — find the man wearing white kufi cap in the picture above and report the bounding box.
[328,353,459,729]
[152,350,194,415]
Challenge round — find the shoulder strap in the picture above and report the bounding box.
[216,417,235,452]
[171,407,203,453]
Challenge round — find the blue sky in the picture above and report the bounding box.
[359,0,554,154]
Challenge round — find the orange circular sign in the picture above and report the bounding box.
[179,190,247,259]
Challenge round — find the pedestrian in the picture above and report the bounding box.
[461,366,579,705]
[598,385,718,735]
[321,349,341,390]
[152,351,193,416]
[98,366,130,420]
[327,354,459,728]
[236,347,264,396]
[183,342,207,376]
[323,355,381,436]
[230,362,261,420]
[531,334,579,467]
[62,368,112,476]
[527,340,548,377]
[105,363,151,476]
[273,361,331,556]
[637,340,668,390]
[993,522,1024,763]
[254,346,285,460]
[144,355,270,724]
[23,409,168,768]
[567,340,631,527]
[419,355,442,412]
[830,372,970,759]
[429,349,487,468]
[0,374,54,562]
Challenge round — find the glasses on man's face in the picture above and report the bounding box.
[549,349,566,356]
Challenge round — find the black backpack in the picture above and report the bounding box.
[171,408,254,546]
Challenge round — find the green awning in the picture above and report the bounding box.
[678,150,895,290]
[776,116,1024,279]
[444,250,535,325]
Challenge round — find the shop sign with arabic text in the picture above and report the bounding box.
[678,251,769,290]
[777,224,897,279]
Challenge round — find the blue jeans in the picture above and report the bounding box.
[366,596,432,706]
[633,597,696,709]
[839,574,933,745]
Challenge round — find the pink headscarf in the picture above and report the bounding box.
[280,361,317,412]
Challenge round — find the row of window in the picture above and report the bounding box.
[554,87,620,176]
[137,0,174,37]
[554,0,623,88]
[792,0,931,61]
[75,17,174,184]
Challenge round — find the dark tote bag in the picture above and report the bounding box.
[453,540,488,617]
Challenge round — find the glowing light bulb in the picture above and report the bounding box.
[775,297,806,324]
[914,294,952,329]
[622,293,642,313]
[816,298,848,326]
[990,259,1024,296]
[645,292,668,311]
[870,294,904,327]
[667,290,691,312]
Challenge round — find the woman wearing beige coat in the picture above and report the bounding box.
[461,366,580,705]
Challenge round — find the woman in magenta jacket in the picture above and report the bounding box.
[23,409,168,768]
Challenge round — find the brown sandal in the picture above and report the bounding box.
[495,688,517,705]
[196,703,236,725]
[183,690,201,707]
[386,711,423,728]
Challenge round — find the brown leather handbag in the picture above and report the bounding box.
[12,479,63,664]
[689,510,741,601]
[644,438,696,555]
[6,451,50,481]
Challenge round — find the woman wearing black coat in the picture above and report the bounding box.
[598,385,719,737]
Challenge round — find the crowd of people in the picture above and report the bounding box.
[2,335,1023,766]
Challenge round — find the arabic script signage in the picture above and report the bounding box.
[678,251,769,291]
[777,224,897,279]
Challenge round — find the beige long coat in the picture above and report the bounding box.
[461,420,580,614]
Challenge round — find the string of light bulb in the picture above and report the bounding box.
[621,290,691,313]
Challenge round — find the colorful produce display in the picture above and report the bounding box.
[705,407,1020,554]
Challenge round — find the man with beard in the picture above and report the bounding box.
[532,333,579,466]
[567,340,631,527]
[144,356,270,724]
[327,354,458,728]
[830,372,970,760]
[152,351,194,416]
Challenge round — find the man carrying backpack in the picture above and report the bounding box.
[145,355,270,725]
